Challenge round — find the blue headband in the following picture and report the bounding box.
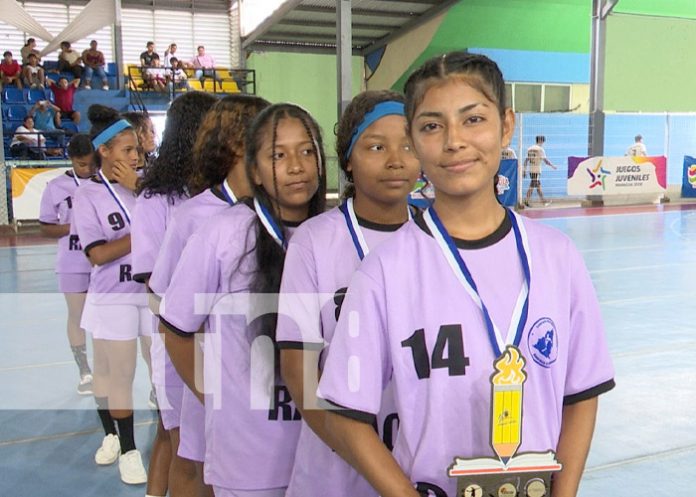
[92,119,133,148]
[345,101,405,161]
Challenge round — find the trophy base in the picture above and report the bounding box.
[455,470,553,497]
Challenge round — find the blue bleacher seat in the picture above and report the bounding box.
[7,105,28,121]
[26,88,47,104]
[43,60,59,72]
[61,121,79,134]
[46,73,61,84]
[46,88,55,103]
[2,87,25,104]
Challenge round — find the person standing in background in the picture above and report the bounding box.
[523,135,556,207]
[626,134,647,157]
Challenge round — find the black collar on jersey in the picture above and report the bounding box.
[282,219,302,228]
[90,175,118,185]
[414,209,511,249]
[355,214,405,232]
[210,185,228,202]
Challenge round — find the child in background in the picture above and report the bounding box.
[73,104,150,486]
[167,57,191,95]
[276,90,420,497]
[39,134,95,395]
[318,52,615,497]
[160,103,326,497]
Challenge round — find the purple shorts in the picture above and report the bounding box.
[177,386,206,462]
[58,272,90,293]
[155,382,184,430]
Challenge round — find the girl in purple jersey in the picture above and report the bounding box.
[160,103,326,497]
[73,104,150,486]
[149,94,270,497]
[318,52,615,497]
[39,134,95,395]
[131,91,218,497]
[276,90,420,497]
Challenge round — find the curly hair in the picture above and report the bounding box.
[189,94,270,195]
[335,90,405,199]
[87,104,132,169]
[136,91,217,199]
[122,111,154,169]
[67,133,93,158]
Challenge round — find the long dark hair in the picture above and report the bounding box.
[243,103,327,343]
[335,89,405,199]
[122,111,154,169]
[87,104,132,169]
[136,91,217,199]
[189,94,270,195]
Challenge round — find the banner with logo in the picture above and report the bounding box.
[11,167,65,220]
[567,156,667,196]
[681,156,696,198]
[496,158,518,207]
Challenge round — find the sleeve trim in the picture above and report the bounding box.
[318,398,377,426]
[160,316,196,338]
[133,272,152,284]
[84,240,106,255]
[276,340,324,351]
[564,378,615,405]
[39,220,58,225]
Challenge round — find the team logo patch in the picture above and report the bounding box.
[527,317,558,368]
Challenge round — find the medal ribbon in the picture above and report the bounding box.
[97,169,132,224]
[253,197,286,250]
[340,197,412,260]
[221,179,237,206]
[70,171,80,187]
[423,207,531,357]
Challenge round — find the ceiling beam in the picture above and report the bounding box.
[295,5,417,19]
[279,19,396,31]
[242,0,303,49]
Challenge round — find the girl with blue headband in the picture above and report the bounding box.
[72,104,150,486]
[275,90,420,497]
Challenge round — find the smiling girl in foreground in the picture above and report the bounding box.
[318,52,615,497]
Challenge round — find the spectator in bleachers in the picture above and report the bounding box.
[163,43,188,68]
[1,51,23,89]
[47,77,81,126]
[140,41,160,68]
[58,41,83,80]
[31,100,61,132]
[81,40,109,90]
[144,58,167,92]
[167,57,190,93]
[191,45,222,91]
[22,54,45,89]
[10,115,46,160]
[21,38,41,66]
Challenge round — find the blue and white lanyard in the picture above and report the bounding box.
[340,197,412,260]
[97,169,131,224]
[253,197,286,250]
[221,179,237,206]
[422,207,532,357]
[70,171,80,187]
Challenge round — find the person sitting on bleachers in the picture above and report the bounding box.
[81,40,108,90]
[163,43,189,69]
[191,45,222,91]
[10,115,46,160]
[166,57,190,93]
[1,51,23,89]
[21,38,41,66]
[22,54,45,89]
[58,41,83,80]
[47,77,81,125]
[143,57,167,92]
[30,100,66,150]
[140,41,159,68]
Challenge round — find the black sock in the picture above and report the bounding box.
[95,397,117,436]
[115,414,136,454]
[71,344,91,376]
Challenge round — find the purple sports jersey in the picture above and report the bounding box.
[39,171,91,274]
[318,212,615,497]
[277,206,407,497]
[72,177,144,304]
[161,203,302,491]
[131,192,187,283]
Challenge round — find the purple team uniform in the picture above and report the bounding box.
[73,177,149,339]
[39,171,92,293]
[318,211,615,497]
[277,206,406,497]
[160,203,302,495]
[131,192,186,429]
[149,186,233,459]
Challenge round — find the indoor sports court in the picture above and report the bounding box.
[1,1,695,496]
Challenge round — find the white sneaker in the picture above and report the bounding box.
[84,84,91,90]
[102,85,109,90]
[118,449,147,485]
[94,433,120,465]
[77,373,93,396]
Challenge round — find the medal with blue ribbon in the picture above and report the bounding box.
[340,197,412,260]
[253,197,286,250]
[221,179,237,206]
[69,171,80,187]
[97,168,132,224]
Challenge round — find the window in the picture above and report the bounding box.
[507,83,572,113]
